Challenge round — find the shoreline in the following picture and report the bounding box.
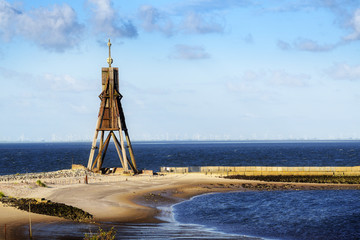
[1,172,360,239]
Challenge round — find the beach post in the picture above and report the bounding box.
[87,39,138,174]
[28,202,32,239]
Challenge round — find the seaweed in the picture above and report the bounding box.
[36,180,47,187]
[0,196,93,222]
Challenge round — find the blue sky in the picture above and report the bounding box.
[1,0,360,142]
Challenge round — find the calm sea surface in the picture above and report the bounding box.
[1,141,359,239]
[1,140,360,175]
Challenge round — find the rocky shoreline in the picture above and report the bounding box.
[0,169,96,183]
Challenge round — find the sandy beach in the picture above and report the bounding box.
[1,173,359,239]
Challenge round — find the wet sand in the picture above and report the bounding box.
[1,173,359,239]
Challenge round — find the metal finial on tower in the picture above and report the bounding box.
[107,39,113,67]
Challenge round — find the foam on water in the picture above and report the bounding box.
[154,203,255,239]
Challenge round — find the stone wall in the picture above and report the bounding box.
[160,166,360,176]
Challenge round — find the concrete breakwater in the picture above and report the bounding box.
[160,166,360,176]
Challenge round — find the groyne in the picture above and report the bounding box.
[160,166,360,176]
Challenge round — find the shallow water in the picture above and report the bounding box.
[174,190,360,240]
[19,221,253,240]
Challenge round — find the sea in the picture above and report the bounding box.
[0,140,359,239]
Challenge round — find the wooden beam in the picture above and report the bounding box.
[91,132,111,170]
[114,99,128,171]
[125,132,137,172]
[98,76,110,129]
[98,132,111,170]
[88,118,100,169]
[99,131,104,151]
[111,132,125,167]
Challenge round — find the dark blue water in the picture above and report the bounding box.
[1,140,360,175]
[174,190,360,240]
[1,141,359,239]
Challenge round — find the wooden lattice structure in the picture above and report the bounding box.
[87,39,137,173]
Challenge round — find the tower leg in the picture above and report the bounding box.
[118,130,128,171]
[111,132,125,167]
[116,115,128,171]
[98,132,111,170]
[99,131,104,151]
[125,131,137,172]
[88,130,99,169]
[88,114,103,169]
[92,133,111,170]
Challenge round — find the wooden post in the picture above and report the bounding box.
[100,131,104,151]
[29,202,32,239]
[92,133,111,170]
[98,133,111,169]
[117,121,128,171]
[125,133,137,171]
[88,128,99,169]
[111,132,125,167]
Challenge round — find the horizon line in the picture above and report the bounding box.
[2,139,360,144]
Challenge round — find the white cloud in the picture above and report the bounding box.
[277,40,291,50]
[344,8,360,41]
[0,1,83,52]
[18,4,83,51]
[137,4,224,36]
[181,12,224,34]
[277,38,338,52]
[268,70,309,87]
[294,38,337,52]
[326,63,360,81]
[42,73,91,92]
[241,70,260,81]
[275,3,360,52]
[226,81,258,93]
[241,69,310,87]
[173,0,253,13]
[243,33,254,44]
[87,0,137,38]
[138,5,174,36]
[0,0,19,40]
[226,69,309,93]
[169,44,210,60]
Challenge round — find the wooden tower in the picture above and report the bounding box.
[87,39,138,173]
